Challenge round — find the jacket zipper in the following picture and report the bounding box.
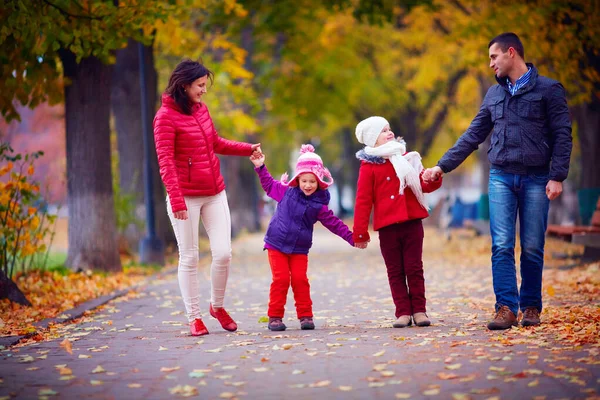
[188,157,192,182]
[195,115,218,191]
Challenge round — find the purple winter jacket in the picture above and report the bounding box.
[255,165,354,254]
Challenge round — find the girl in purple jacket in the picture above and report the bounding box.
[250,145,355,331]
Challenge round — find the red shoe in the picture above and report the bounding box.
[190,318,209,336]
[209,304,238,332]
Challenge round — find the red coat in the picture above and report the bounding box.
[153,94,253,213]
[352,150,442,243]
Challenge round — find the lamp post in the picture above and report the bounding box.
[138,41,164,265]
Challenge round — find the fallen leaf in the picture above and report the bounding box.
[60,339,73,355]
[38,389,58,396]
[423,388,440,395]
[219,393,235,399]
[128,383,142,388]
[339,386,353,391]
[158,346,168,351]
[169,384,198,397]
[253,367,269,372]
[78,355,91,359]
[396,394,412,399]
[90,380,103,386]
[445,364,462,370]
[292,369,304,375]
[373,350,385,357]
[205,348,222,353]
[438,373,459,380]
[160,366,181,373]
[91,365,105,374]
[310,380,331,388]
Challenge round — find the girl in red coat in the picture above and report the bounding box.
[154,59,261,336]
[353,116,442,328]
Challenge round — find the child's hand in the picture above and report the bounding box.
[355,241,369,249]
[250,150,265,167]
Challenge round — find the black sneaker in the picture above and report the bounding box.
[299,317,315,330]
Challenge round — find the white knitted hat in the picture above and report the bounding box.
[355,116,389,147]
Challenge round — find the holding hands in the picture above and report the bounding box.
[355,241,369,249]
[422,166,443,183]
[250,145,265,167]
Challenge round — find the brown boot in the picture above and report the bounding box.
[487,305,517,330]
[521,307,541,327]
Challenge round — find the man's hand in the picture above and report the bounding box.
[250,151,265,167]
[173,210,188,220]
[546,180,563,200]
[355,241,369,249]
[423,166,443,183]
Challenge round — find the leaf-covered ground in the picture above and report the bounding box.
[0,227,598,399]
[0,265,167,337]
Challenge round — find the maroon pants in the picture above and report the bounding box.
[378,219,426,317]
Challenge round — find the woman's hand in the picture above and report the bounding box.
[251,143,262,156]
[173,210,188,220]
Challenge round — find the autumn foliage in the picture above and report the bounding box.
[0,143,56,279]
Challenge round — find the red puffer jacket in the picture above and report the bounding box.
[153,94,253,213]
[352,149,442,243]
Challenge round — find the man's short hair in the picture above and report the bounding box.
[489,32,525,59]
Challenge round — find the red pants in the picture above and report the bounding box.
[267,249,313,318]
[378,219,426,317]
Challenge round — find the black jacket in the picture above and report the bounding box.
[438,64,572,181]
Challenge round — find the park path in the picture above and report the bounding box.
[1,226,598,399]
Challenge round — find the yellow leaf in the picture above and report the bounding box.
[339,386,353,391]
[547,286,555,296]
[445,364,462,370]
[373,350,385,357]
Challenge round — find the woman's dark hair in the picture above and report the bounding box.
[165,59,214,115]
[488,32,525,59]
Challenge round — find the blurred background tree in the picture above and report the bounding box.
[1,0,598,274]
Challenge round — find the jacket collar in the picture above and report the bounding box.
[356,149,386,164]
[496,63,538,95]
[161,93,204,113]
[291,186,330,204]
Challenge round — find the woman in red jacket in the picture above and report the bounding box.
[154,59,261,336]
[353,116,442,329]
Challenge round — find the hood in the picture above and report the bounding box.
[356,149,386,164]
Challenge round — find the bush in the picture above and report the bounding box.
[0,143,56,278]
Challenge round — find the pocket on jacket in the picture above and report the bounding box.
[491,99,504,121]
[517,96,544,119]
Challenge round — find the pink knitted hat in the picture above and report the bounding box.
[281,144,334,190]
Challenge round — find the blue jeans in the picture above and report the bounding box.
[488,169,550,317]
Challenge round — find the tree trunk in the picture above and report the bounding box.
[574,95,600,189]
[111,39,176,250]
[60,50,121,272]
[0,270,31,306]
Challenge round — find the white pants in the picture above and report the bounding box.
[167,191,232,322]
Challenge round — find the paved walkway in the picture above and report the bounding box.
[1,227,598,399]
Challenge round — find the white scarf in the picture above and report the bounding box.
[364,141,428,210]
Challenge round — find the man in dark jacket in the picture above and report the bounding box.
[423,32,572,330]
